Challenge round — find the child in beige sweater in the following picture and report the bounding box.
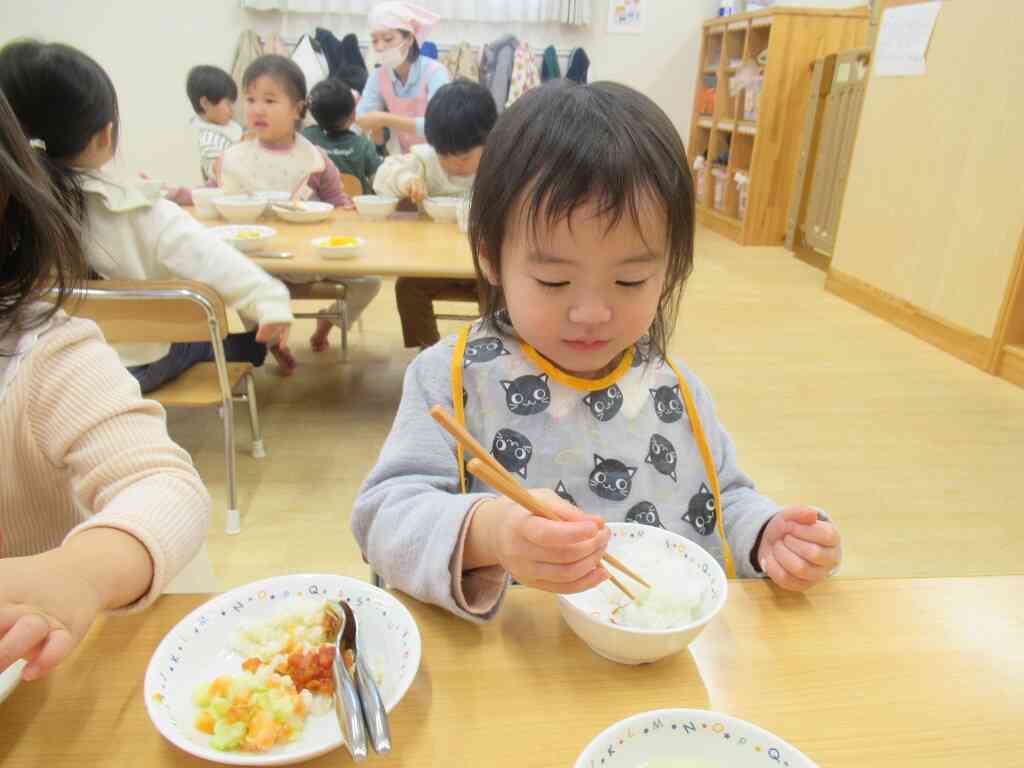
[0,89,210,683]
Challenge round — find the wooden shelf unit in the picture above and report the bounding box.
[689,6,868,245]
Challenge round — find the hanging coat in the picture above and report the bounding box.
[566,47,590,84]
[440,41,480,83]
[506,42,540,108]
[231,30,264,125]
[480,34,519,112]
[541,45,561,82]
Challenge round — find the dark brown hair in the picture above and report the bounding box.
[243,55,308,119]
[186,64,238,114]
[0,87,84,339]
[309,77,356,136]
[0,40,120,225]
[468,80,695,361]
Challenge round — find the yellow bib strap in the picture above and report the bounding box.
[450,323,474,494]
[665,359,737,579]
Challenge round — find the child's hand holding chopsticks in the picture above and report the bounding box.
[463,489,612,594]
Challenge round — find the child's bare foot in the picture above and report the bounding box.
[270,343,297,376]
[309,318,332,353]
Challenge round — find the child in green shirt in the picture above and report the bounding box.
[303,78,381,194]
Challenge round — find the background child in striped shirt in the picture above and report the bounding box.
[186,64,242,182]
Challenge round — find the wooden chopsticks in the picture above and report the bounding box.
[429,406,650,600]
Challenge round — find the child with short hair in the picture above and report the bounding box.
[374,79,497,349]
[0,41,296,388]
[374,79,494,202]
[220,55,381,346]
[303,77,382,194]
[0,87,210,682]
[186,64,243,182]
[353,81,843,622]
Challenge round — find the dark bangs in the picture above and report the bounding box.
[467,80,695,361]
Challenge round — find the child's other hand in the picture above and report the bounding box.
[165,186,193,206]
[258,323,295,375]
[757,507,841,591]
[477,490,611,594]
[401,177,427,204]
[0,551,103,681]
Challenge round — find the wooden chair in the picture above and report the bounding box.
[340,173,364,198]
[60,280,264,535]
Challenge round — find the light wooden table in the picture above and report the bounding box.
[198,208,476,280]
[3,577,1022,767]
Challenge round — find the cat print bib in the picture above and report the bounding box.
[451,321,737,577]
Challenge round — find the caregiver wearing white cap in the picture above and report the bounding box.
[356,1,451,153]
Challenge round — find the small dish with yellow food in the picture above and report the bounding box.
[208,225,277,253]
[312,235,365,260]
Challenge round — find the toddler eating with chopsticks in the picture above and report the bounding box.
[353,80,842,622]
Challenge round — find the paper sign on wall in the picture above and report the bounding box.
[874,1,942,77]
[608,0,644,34]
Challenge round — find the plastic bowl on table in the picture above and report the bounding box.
[352,195,398,219]
[557,522,727,665]
[213,195,268,223]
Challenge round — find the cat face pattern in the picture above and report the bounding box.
[492,428,533,478]
[682,482,717,536]
[625,501,664,528]
[650,384,685,423]
[645,433,677,481]
[588,454,637,502]
[464,337,510,367]
[582,384,623,422]
[501,373,550,416]
[554,481,576,506]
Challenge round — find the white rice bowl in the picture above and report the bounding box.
[558,523,727,665]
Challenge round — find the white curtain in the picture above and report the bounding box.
[241,0,591,25]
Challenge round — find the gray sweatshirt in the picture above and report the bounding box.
[352,332,779,623]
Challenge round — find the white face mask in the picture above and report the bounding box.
[378,41,408,70]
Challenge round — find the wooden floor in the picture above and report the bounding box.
[165,227,1024,590]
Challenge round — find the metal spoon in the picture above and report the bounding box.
[324,601,368,762]
[248,250,293,259]
[339,600,392,755]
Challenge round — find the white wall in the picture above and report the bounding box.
[0,0,716,186]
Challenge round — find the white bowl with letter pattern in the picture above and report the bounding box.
[557,523,727,665]
[574,709,818,768]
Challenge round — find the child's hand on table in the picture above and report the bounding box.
[757,507,842,591]
[0,551,101,681]
[471,490,611,594]
[0,527,152,681]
